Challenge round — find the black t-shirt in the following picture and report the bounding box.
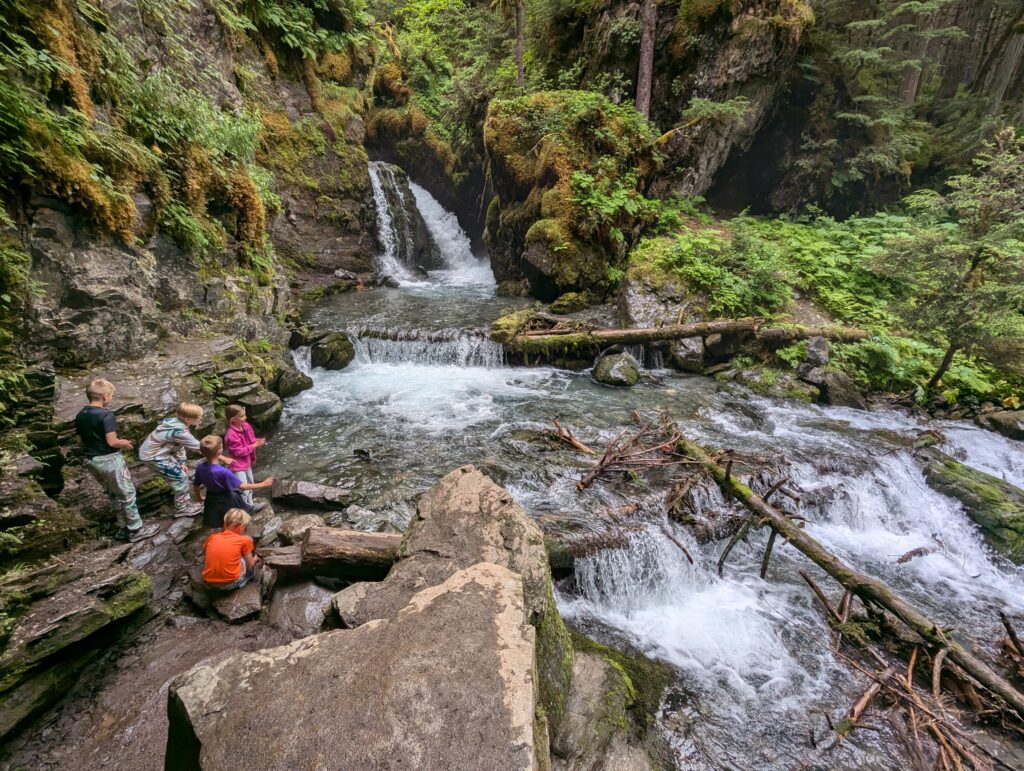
[75,406,119,457]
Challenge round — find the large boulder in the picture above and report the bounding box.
[920,448,1024,563]
[310,331,355,370]
[818,371,868,410]
[269,360,313,398]
[979,410,1024,442]
[593,353,640,387]
[669,337,704,373]
[166,563,539,770]
[332,466,573,724]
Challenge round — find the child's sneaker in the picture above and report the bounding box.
[173,494,203,518]
[128,522,161,542]
[251,500,269,512]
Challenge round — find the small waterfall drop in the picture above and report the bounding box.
[350,326,504,368]
[409,181,494,287]
[368,162,418,282]
[292,345,312,375]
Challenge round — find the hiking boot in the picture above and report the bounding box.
[174,494,204,518]
[251,500,269,513]
[127,522,161,542]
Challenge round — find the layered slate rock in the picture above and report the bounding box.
[271,479,352,510]
[0,546,151,740]
[920,448,1024,563]
[166,563,538,770]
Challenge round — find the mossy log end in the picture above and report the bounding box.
[500,319,869,354]
[676,434,1024,718]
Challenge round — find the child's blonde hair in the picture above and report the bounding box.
[224,508,251,528]
[177,402,203,422]
[86,378,115,401]
[200,434,222,460]
[225,404,245,422]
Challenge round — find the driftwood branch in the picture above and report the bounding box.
[677,432,1024,718]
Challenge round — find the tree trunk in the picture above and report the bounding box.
[926,342,958,392]
[515,2,525,92]
[635,0,657,119]
[301,527,402,579]
[677,433,1024,718]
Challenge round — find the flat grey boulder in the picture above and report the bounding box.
[166,563,538,770]
[277,513,326,545]
[267,581,334,637]
[271,479,351,510]
[210,580,263,623]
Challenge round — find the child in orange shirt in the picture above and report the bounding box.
[203,508,260,589]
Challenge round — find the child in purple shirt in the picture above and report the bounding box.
[195,435,273,528]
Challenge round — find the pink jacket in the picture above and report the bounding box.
[224,422,258,472]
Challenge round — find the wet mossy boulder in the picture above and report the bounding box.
[549,292,591,315]
[483,91,658,300]
[310,331,355,370]
[978,410,1024,441]
[593,353,640,387]
[920,448,1024,563]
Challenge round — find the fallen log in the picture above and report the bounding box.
[502,318,869,355]
[301,527,401,579]
[677,433,1024,718]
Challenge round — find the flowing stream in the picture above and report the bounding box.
[267,172,1024,769]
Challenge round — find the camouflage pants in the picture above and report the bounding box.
[84,452,143,531]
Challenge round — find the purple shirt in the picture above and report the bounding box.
[194,461,241,492]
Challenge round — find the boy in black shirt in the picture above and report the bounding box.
[75,379,159,542]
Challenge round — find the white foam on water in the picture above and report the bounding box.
[291,345,312,375]
[940,423,1024,489]
[409,180,495,288]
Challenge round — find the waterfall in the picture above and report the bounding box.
[291,345,312,375]
[350,326,504,368]
[368,162,418,281]
[409,182,494,287]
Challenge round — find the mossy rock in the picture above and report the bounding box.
[549,292,592,315]
[920,448,1024,563]
[593,353,640,387]
[490,309,537,343]
[310,331,355,370]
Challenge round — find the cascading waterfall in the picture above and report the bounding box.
[409,181,494,287]
[350,326,504,368]
[368,161,418,281]
[292,345,312,375]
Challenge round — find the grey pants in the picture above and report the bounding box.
[233,467,255,506]
[85,452,143,531]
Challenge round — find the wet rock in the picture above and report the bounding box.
[266,581,333,637]
[549,292,591,315]
[209,580,263,623]
[0,547,151,740]
[978,410,1024,441]
[669,337,704,372]
[593,353,640,387]
[551,652,650,771]
[343,504,408,533]
[0,473,88,568]
[235,387,283,429]
[310,331,355,370]
[277,513,327,545]
[167,563,539,770]
[256,515,284,547]
[797,362,826,385]
[806,336,830,366]
[920,448,1024,563]
[818,371,868,410]
[271,480,352,511]
[269,361,313,398]
[704,331,746,359]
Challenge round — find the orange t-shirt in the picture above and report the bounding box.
[203,530,254,584]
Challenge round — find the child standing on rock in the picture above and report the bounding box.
[223,404,268,512]
[194,435,273,529]
[139,402,206,518]
[74,378,160,542]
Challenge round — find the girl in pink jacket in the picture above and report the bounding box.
[223,404,268,511]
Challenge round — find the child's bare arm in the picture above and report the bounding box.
[239,477,274,490]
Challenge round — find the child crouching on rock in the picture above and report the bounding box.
[139,402,205,518]
[194,435,273,529]
[203,508,260,590]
